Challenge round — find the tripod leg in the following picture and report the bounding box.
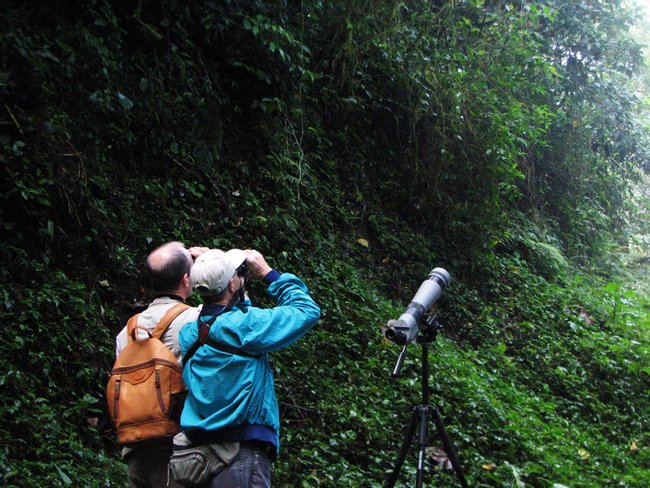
[415,406,429,488]
[386,408,419,488]
[431,406,468,488]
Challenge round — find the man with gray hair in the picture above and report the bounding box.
[114,241,206,488]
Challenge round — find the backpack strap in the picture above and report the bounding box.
[183,315,218,363]
[125,303,190,343]
[126,314,143,343]
[151,303,191,340]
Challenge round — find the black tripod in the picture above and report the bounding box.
[386,315,468,488]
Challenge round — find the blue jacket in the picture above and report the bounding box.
[178,271,320,450]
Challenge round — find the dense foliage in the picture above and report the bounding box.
[1,0,648,486]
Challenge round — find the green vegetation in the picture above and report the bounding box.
[1,0,648,486]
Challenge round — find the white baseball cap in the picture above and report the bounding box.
[191,248,246,295]
[224,248,246,269]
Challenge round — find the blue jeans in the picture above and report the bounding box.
[207,443,272,488]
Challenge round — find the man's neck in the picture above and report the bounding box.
[203,291,236,308]
[155,292,187,302]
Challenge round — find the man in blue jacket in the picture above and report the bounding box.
[178,248,321,487]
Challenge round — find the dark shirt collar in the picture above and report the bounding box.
[201,303,226,317]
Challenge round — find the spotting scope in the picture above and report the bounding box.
[384,268,451,345]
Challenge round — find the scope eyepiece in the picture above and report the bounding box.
[384,328,407,345]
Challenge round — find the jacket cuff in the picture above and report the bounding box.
[263,269,281,285]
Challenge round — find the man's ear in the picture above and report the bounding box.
[182,273,191,289]
[227,275,238,293]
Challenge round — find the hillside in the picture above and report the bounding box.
[1,1,649,486]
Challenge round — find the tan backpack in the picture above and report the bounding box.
[107,303,190,445]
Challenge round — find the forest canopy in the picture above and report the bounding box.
[1,0,648,486]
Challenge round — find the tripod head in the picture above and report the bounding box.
[418,314,443,343]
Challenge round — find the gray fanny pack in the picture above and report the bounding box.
[169,431,239,487]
